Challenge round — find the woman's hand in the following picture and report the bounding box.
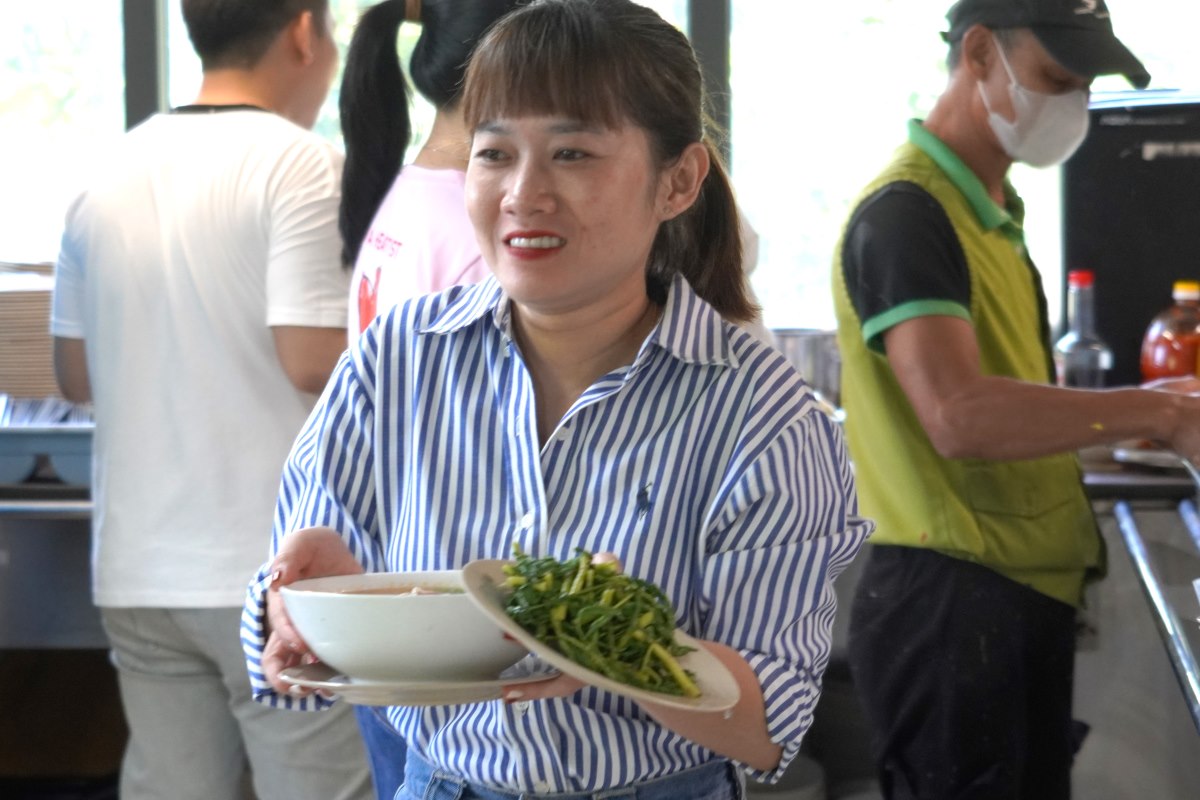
[502,672,585,703]
[262,526,364,695]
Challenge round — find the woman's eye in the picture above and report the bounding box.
[473,148,507,163]
[554,149,588,161]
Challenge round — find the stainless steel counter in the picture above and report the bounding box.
[1109,498,1200,737]
[1082,461,1200,739]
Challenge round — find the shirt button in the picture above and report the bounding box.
[514,700,530,714]
[518,511,534,530]
[534,780,551,792]
[555,426,571,442]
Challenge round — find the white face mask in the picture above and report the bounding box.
[978,37,1090,168]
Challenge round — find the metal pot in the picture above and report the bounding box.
[771,328,842,409]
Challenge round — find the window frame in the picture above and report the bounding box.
[124,0,733,132]
[124,0,166,129]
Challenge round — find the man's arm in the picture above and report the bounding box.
[271,325,347,395]
[53,336,91,404]
[884,315,1200,462]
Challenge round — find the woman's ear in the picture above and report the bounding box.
[659,141,710,221]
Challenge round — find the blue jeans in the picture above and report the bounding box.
[354,705,407,800]
[397,749,744,800]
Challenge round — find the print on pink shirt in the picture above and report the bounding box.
[358,267,382,334]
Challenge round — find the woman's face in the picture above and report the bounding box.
[466,115,675,319]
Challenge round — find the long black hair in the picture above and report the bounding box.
[338,0,520,266]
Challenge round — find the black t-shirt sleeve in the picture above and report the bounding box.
[841,181,971,352]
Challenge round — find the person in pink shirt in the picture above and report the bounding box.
[335,2,521,794]
[339,0,521,340]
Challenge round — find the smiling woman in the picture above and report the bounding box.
[240,2,872,798]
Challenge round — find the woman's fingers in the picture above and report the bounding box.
[271,527,365,585]
[263,632,307,695]
[502,673,585,703]
[266,587,308,654]
[592,551,622,572]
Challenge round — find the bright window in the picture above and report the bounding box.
[732,0,1200,333]
[0,2,125,264]
[167,1,687,156]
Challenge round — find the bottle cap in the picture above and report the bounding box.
[1067,270,1094,288]
[1172,280,1200,301]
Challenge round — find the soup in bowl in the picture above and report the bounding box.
[280,570,528,682]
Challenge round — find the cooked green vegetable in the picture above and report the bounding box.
[502,546,700,698]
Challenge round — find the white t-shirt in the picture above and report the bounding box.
[52,109,348,607]
[347,165,488,339]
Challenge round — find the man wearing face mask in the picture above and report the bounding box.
[832,1,1200,797]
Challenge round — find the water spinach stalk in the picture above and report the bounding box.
[502,546,700,698]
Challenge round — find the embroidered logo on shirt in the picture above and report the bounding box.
[636,483,653,517]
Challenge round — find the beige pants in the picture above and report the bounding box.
[101,606,372,800]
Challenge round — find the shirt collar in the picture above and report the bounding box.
[906,119,1024,232]
[418,274,739,370]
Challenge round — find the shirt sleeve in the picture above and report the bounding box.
[241,326,386,708]
[264,137,349,330]
[841,181,971,353]
[700,404,872,782]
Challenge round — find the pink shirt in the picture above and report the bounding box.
[348,165,488,339]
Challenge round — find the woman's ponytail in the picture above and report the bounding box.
[338,0,412,266]
[648,139,755,323]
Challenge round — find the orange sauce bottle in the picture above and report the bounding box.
[1140,280,1200,381]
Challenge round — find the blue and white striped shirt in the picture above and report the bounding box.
[242,274,872,791]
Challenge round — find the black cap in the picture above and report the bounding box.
[945,0,1150,88]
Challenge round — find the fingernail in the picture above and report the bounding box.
[270,569,282,586]
[287,685,306,697]
[503,689,524,703]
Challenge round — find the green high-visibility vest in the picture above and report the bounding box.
[831,122,1101,607]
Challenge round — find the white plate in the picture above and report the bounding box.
[461,559,741,713]
[279,658,559,706]
[1112,445,1186,471]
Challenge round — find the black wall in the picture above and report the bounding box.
[1062,91,1200,386]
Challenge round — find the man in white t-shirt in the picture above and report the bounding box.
[50,2,370,798]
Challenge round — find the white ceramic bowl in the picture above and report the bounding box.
[280,570,528,682]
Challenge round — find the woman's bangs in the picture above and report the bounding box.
[462,13,626,130]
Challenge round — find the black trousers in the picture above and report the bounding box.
[847,545,1077,800]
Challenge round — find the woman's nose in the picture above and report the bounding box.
[502,159,555,216]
